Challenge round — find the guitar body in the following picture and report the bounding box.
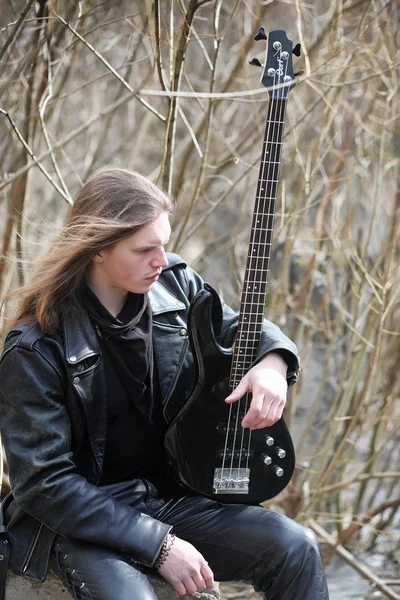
[164,286,295,504]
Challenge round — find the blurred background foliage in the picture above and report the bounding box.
[0,0,399,596]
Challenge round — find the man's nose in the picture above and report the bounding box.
[152,247,168,268]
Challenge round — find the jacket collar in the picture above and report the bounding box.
[149,281,185,315]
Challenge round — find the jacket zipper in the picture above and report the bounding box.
[22,522,43,573]
[163,337,189,422]
[70,367,103,484]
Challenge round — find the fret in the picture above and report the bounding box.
[237,329,266,336]
[238,317,265,322]
[239,304,267,310]
[235,344,262,350]
[236,347,261,355]
[232,360,256,365]
[242,312,264,325]
[238,330,264,335]
[242,278,269,283]
[238,318,265,323]
[239,301,266,307]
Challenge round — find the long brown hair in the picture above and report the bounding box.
[3,168,175,335]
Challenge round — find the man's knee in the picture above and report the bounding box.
[283,524,322,570]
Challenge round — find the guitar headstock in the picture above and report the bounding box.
[249,29,300,100]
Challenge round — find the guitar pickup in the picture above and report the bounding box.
[216,418,247,434]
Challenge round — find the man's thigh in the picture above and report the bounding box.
[50,535,158,600]
[153,496,309,583]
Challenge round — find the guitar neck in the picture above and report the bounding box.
[230,98,288,389]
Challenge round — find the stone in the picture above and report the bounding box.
[5,570,220,600]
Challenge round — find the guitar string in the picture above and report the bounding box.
[236,50,289,481]
[239,60,286,474]
[223,60,278,482]
[221,46,288,484]
[239,94,279,473]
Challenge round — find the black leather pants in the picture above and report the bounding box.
[49,479,329,600]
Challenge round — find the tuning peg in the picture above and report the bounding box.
[292,43,301,57]
[294,69,305,77]
[254,27,267,41]
[249,57,263,68]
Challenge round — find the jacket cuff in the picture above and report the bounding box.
[125,514,172,567]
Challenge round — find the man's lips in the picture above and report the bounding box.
[145,272,160,281]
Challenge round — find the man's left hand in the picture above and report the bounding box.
[225,352,288,430]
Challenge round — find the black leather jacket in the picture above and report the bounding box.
[0,254,300,583]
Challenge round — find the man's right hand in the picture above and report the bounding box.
[157,535,215,596]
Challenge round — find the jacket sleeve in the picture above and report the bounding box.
[0,345,170,567]
[182,264,301,387]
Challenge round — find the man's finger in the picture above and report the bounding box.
[201,563,215,590]
[172,579,187,597]
[225,377,248,403]
[241,391,267,427]
[192,572,207,591]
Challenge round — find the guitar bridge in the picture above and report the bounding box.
[213,468,250,494]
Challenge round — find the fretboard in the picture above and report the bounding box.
[230,98,287,389]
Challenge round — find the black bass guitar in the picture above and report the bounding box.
[165,30,300,504]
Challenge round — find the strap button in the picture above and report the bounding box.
[73,377,80,384]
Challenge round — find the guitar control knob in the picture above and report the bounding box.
[262,454,272,466]
[274,466,284,477]
[275,447,286,459]
[265,436,274,446]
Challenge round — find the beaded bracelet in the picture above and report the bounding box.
[155,533,176,570]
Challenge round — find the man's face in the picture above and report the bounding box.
[93,212,171,295]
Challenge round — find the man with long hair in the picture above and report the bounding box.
[0,169,329,599]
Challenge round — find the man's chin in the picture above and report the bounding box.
[138,280,158,293]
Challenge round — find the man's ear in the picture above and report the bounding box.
[91,252,104,263]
